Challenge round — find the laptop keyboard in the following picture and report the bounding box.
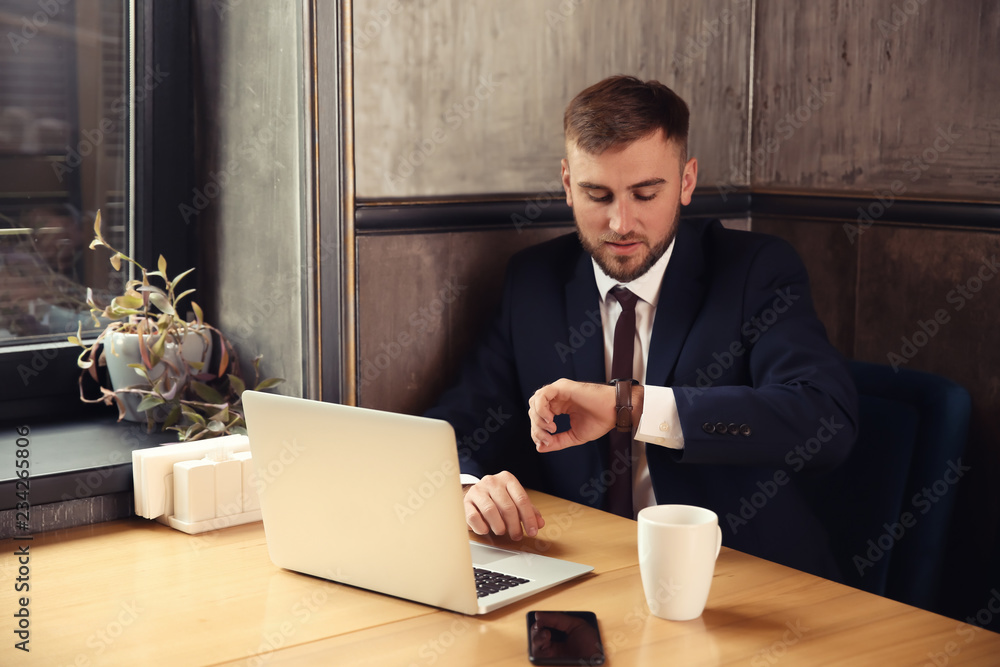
[474,567,530,598]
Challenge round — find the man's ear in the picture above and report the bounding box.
[561,159,574,207]
[680,157,698,206]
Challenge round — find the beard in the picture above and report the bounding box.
[574,204,680,283]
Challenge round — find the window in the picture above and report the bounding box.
[1,0,128,347]
[0,0,194,420]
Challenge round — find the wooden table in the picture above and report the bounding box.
[2,491,997,666]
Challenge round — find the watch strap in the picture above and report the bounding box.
[611,378,636,433]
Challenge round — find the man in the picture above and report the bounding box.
[425,75,858,576]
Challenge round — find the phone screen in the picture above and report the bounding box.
[527,611,605,665]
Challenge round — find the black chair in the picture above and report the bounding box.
[806,360,971,610]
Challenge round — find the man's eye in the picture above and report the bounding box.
[587,193,612,203]
[634,192,657,202]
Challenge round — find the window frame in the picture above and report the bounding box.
[1,0,194,423]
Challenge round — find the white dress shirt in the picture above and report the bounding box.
[460,242,687,516]
[591,240,685,517]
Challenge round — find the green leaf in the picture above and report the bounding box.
[254,377,285,391]
[206,420,226,433]
[231,425,248,436]
[110,252,122,272]
[113,293,144,310]
[136,394,166,412]
[191,302,204,325]
[158,254,167,275]
[191,381,225,404]
[181,404,207,427]
[92,210,104,244]
[148,292,175,315]
[173,267,195,287]
[174,288,196,305]
[228,374,246,396]
[210,407,229,424]
[163,404,182,429]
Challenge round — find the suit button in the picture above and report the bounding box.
[703,422,715,433]
[715,422,726,434]
[728,423,738,436]
[740,424,752,436]
[659,422,671,432]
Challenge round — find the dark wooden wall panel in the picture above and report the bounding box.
[751,217,858,357]
[357,226,572,414]
[753,0,1000,201]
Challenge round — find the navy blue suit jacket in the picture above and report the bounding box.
[426,218,859,576]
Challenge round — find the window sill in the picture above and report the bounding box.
[1,415,177,511]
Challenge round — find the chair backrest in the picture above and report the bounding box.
[806,360,971,610]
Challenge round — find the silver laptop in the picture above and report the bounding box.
[242,391,593,615]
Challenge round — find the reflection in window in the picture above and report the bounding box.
[0,0,127,344]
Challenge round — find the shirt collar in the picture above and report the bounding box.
[592,238,675,307]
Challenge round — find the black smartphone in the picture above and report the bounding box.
[526,610,605,665]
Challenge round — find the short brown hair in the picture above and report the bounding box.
[563,75,690,159]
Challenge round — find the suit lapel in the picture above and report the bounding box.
[563,250,605,384]
[646,220,709,386]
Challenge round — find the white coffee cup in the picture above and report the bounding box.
[637,504,722,621]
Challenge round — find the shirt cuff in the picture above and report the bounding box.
[459,474,480,486]
[635,385,685,450]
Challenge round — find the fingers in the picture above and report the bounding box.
[529,383,570,450]
[463,472,544,541]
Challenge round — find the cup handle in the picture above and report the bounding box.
[714,526,722,559]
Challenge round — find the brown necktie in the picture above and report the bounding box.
[608,287,638,518]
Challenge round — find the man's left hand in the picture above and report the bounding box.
[528,379,643,451]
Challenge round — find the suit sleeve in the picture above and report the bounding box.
[671,238,859,470]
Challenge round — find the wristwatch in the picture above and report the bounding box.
[611,378,638,432]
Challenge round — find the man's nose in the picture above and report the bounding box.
[609,198,636,235]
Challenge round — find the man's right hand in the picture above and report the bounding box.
[463,471,544,541]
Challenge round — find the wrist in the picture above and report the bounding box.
[610,378,642,432]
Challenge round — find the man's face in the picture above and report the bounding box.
[561,130,698,282]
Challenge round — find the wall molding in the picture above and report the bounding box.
[354,190,999,235]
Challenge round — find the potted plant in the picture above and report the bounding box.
[70,211,283,441]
